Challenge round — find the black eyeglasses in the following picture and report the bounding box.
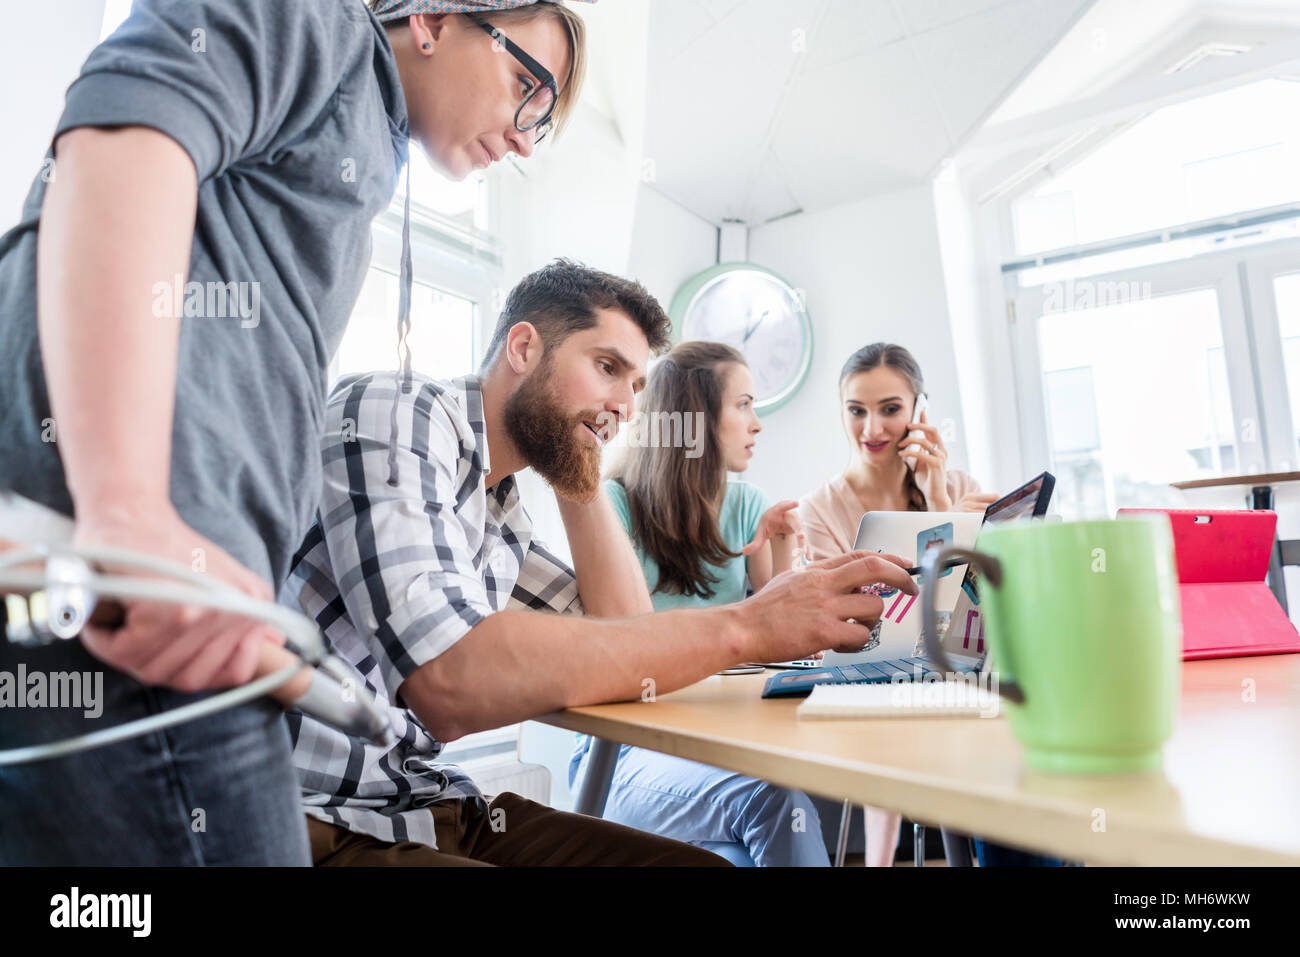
[476,20,559,143]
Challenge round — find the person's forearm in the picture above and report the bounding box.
[36,127,198,517]
[556,488,654,617]
[746,543,774,592]
[771,530,798,574]
[402,604,745,740]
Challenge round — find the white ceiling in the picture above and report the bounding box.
[963,0,1300,202]
[990,0,1300,124]
[642,0,1096,226]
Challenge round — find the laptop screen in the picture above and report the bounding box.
[982,471,1054,526]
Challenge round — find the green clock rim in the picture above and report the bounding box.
[667,262,813,417]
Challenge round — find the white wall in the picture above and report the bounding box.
[0,0,106,227]
[626,184,717,310]
[495,109,641,286]
[742,185,978,504]
[933,164,1027,495]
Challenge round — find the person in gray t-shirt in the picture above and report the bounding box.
[0,0,587,865]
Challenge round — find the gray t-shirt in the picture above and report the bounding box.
[0,0,408,587]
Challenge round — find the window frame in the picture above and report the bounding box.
[1244,243,1300,470]
[1006,235,1300,512]
[987,62,1300,510]
[328,170,506,383]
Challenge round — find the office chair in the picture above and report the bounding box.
[831,800,974,867]
[911,821,975,867]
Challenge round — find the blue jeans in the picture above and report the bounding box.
[569,737,829,867]
[0,636,310,865]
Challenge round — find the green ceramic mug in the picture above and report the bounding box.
[920,516,1182,773]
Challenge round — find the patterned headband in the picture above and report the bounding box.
[370,0,595,21]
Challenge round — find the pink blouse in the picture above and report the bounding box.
[799,470,982,561]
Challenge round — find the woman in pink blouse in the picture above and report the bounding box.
[799,342,996,866]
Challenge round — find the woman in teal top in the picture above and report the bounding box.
[568,341,831,866]
[604,476,771,608]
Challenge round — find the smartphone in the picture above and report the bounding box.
[904,393,928,461]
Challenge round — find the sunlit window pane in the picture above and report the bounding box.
[100,0,131,40]
[396,143,490,232]
[333,269,476,385]
[1037,288,1236,518]
[1275,273,1300,458]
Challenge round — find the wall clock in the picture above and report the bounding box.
[668,263,813,415]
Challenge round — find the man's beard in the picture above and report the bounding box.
[503,367,603,503]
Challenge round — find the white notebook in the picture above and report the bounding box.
[796,680,1001,720]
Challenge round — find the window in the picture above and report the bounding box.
[334,151,501,387]
[100,0,131,40]
[398,142,491,232]
[1031,288,1237,518]
[1002,50,1300,521]
[1042,365,1106,519]
[1275,272,1300,458]
[332,269,477,385]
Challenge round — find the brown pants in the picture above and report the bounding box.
[307,792,732,866]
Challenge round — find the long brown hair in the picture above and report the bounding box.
[839,343,928,512]
[609,341,746,599]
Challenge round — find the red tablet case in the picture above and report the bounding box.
[1119,509,1300,660]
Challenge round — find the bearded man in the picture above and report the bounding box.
[284,258,915,866]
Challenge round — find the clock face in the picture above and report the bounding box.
[678,268,811,413]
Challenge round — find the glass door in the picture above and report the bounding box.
[1011,255,1264,518]
[1245,242,1300,471]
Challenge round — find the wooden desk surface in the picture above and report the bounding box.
[1171,470,1300,491]
[538,655,1300,866]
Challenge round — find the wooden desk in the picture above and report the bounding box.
[538,655,1300,866]
[1171,470,1300,493]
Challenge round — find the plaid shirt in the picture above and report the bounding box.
[281,371,582,848]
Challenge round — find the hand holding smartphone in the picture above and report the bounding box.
[904,392,928,463]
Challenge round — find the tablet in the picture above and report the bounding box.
[982,470,1055,523]
[946,471,1056,659]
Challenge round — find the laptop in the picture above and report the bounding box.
[1118,508,1300,660]
[825,510,984,667]
[758,510,982,670]
[762,472,1055,697]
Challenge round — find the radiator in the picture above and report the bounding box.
[458,757,552,806]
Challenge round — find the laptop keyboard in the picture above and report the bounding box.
[762,655,979,697]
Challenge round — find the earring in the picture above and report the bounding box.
[422,42,431,50]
